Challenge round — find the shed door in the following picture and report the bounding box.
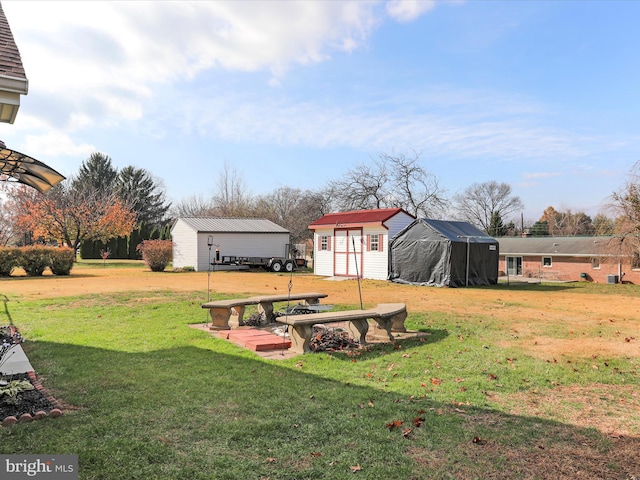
[334,228,363,277]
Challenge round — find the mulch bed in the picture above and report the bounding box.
[1,325,64,426]
[0,372,58,424]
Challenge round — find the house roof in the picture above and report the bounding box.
[308,208,414,228]
[0,2,28,124]
[497,236,621,257]
[174,217,289,234]
[0,3,26,81]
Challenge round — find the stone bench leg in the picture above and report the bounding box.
[229,305,246,328]
[289,324,314,354]
[347,319,369,346]
[208,307,232,330]
[257,301,275,322]
[390,311,407,333]
[371,317,394,341]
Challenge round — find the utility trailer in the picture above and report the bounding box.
[212,244,307,272]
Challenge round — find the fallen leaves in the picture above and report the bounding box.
[385,419,404,430]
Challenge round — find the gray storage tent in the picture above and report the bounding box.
[389,219,499,287]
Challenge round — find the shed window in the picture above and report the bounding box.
[542,257,552,267]
[367,234,382,252]
[318,235,331,251]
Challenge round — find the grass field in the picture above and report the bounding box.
[0,261,639,479]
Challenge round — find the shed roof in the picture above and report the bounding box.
[309,208,414,228]
[497,236,620,257]
[174,217,289,234]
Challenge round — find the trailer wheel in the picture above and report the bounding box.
[270,260,283,272]
[284,260,295,272]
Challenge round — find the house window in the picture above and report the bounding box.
[632,253,640,270]
[591,257,601,269]
[542,257,552,267]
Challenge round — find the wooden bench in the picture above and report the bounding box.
[276,303,407,354]
[202,292,328,330]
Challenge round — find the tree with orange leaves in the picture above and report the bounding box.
[10,180,136,252]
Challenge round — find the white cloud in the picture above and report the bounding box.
[523,172,563,179]
[386,0,436,22]
[21,133,96,158]
[3,1,381,130]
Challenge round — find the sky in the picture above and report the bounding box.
[1,0,639,223]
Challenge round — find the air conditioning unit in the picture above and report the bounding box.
[606,274,618,284]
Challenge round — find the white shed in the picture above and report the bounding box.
[308,208,415,280]
[171,217,291,271]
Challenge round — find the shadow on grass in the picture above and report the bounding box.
[5,339,639,480]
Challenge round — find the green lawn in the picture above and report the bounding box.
[1,287,639,479]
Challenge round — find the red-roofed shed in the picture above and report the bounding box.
[308,208,415,279]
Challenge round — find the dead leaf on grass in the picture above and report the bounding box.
[386,420,403,430]
[350,464,362,472]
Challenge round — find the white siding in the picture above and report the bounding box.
[171,219,198,269]
[210,233,290,259]
[313,230,334,276]
[361,226,389,280]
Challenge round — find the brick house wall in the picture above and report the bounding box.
[499,255,640,284]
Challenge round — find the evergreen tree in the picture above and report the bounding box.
[73,153,118,194]
[117,166,171,228]
[488,211,507,236]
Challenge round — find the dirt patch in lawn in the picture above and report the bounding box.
[489,383,640,437]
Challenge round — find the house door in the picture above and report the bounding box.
[334,228,363,277]
[506,256,522,276]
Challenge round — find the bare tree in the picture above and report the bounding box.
[212,161,254,216]
[169,194,218,218]
[327,160,389,211]
[609,161,640,235]
[328,151,447,217]
[255,187,326,243]
[601,161,640,264]
[382,151,447,218]
[453,181,523,233]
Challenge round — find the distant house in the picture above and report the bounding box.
[498,236,640,284]
[171,217,291,272]
[308,208,415,280]
[389,219,499,287]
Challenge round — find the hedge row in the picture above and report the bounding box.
[80,222,172,260]
[0,246,76,277]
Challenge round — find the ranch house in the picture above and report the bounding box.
[498,236,640,284]
[308,208,415,280]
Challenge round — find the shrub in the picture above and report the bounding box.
[50,247,76,275]
[0,247,21,277]
[20,246,50,276]
[137,239,173,272]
